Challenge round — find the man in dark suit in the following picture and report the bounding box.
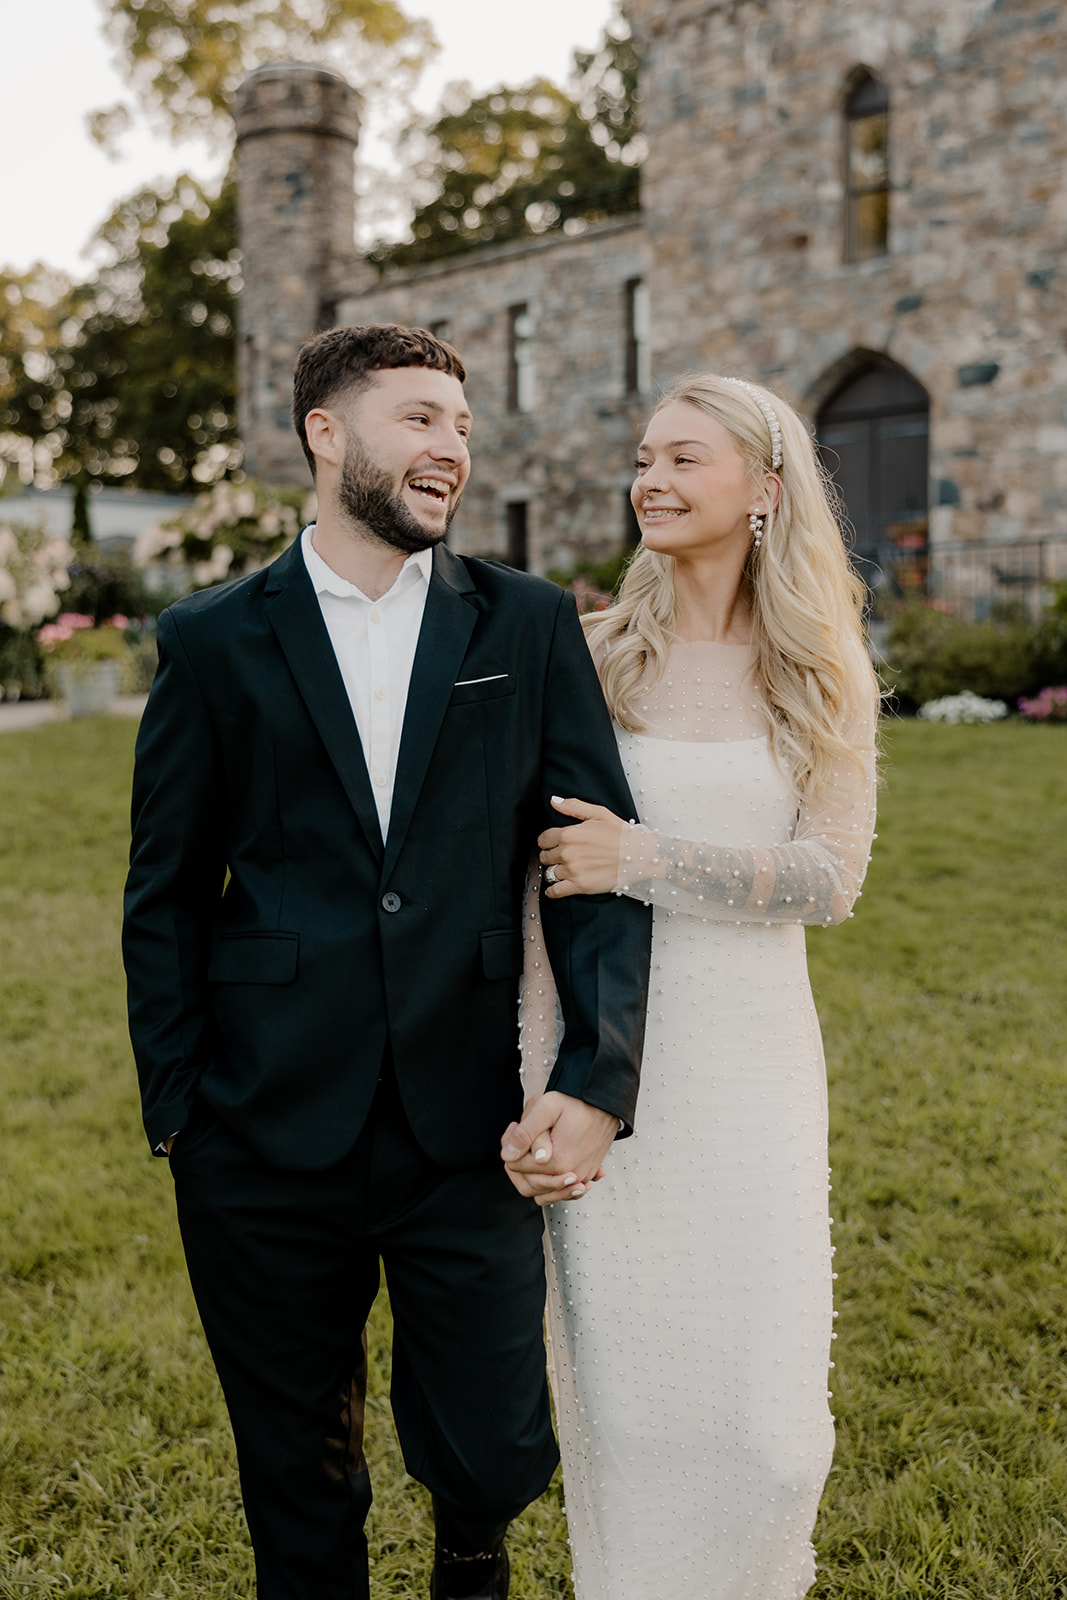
[123,324,651,1600]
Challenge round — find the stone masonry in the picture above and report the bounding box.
[234,0,1067,580]
[335,220,650,571]
[632,0,1067,556]
[233,63,368,483]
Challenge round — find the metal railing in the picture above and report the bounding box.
[855,537,1067,622]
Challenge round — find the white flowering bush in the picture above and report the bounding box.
[917,691,1009,725]
[0,520,75,629]
[135,478,315,589]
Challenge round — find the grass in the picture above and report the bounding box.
[0,716,1064,1597]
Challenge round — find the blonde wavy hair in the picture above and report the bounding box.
[583,373,879,798]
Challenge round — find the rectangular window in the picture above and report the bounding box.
[506,502,529,570]
[507,303,535,413]
[846,109,889,261]
[624,279,651,395]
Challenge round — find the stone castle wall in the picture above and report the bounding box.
[234,1,1067,576]
[631,0,1067,550]
[336,219,650,570]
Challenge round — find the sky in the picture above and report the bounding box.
[0,0,616,280]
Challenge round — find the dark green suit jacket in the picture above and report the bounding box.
[123,537,651,1170]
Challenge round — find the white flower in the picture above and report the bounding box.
[917,691,1009,724]
[134,524,184,565]
[21,580,63,627]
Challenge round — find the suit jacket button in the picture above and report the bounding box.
[381,891,402,914]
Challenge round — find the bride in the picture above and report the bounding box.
[505,374,879,1599]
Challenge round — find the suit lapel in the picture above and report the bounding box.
[263,539,385,864]
[382,545,478,881]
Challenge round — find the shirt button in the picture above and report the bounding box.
[381,891,402,914]
[373,772,387,786]
[370,611,382,625]
[374,685,387,701]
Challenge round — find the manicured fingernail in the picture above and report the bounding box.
[551,795,564,805]
[534,1148,548,1163]
[502,1144,519,1160]
[571,1187,585,1198]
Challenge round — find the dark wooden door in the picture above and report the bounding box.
[817,360,929,591]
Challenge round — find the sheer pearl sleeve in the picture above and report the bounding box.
[616,686,878,928]
[518,856,564,1099]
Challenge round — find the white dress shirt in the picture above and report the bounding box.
[301,523,432,839]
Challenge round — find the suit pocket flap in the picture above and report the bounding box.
[448,673,515,706]
[480,929,524,981]
[208,933,299,985]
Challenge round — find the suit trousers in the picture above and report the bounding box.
[171,1063,558,1600]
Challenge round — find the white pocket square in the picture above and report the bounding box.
[453,674,509,686]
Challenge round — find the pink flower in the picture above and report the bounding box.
[56,612,95,630]
[107,614,130,630]
[36,622,74,648]
[1017,686,1067,723]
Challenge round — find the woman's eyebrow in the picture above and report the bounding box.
[639,438,710,452]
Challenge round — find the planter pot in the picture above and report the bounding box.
[57,660,121,719]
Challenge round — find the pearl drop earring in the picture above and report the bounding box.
[749,511,765,552]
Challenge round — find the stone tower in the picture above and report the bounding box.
[232,62,364,482]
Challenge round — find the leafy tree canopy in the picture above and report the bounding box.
[0,264,74,488]
[0,174,240,493]
[370,7,642,272]
[90,0,434,147]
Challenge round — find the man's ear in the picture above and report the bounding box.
[304,407,345,470]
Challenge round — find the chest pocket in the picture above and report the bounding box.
[447,672,515,708]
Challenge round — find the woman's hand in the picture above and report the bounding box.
[539,796,626,898]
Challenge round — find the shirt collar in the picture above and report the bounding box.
[301,523,433,602]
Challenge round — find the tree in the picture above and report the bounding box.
[90,0,434,147]
[0,175,240,494]
[0,264,73,487]
[370,6,642,272]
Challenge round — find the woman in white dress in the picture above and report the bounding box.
[509,374,879,1600]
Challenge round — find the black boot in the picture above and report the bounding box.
[429,1541,509,1600]
[429,1499,510,1600]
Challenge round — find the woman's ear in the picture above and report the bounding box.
[761,472,783,514]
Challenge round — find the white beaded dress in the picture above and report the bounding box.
[519,640,877,1600]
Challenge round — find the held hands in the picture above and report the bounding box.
[539,796,626,898]
[501,1092,617,1207]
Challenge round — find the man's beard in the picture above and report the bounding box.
[336,439,458,555]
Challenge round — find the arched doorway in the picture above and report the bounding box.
[816,357,929,602]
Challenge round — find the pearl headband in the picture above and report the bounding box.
[723,378,783,471]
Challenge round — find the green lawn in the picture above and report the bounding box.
[0,718,1064,1598]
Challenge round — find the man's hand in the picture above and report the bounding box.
[165,1133,177,1155]
[539,796,626,898]
[501,1092,618,1206]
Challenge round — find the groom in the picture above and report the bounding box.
[123,323,651,1600]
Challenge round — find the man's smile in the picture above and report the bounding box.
[408,475,455,503]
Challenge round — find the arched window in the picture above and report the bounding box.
[845,71,889,261]
[817,357,929,593]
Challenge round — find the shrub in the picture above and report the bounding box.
[548,547,636,613]
[885,602,1041,710]
[0,626,45,699]
[135,477,312,589]
[917,691,1008,724]
[1017,685,1067,723]
[0,519,75,629]
[62,547,168,623]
